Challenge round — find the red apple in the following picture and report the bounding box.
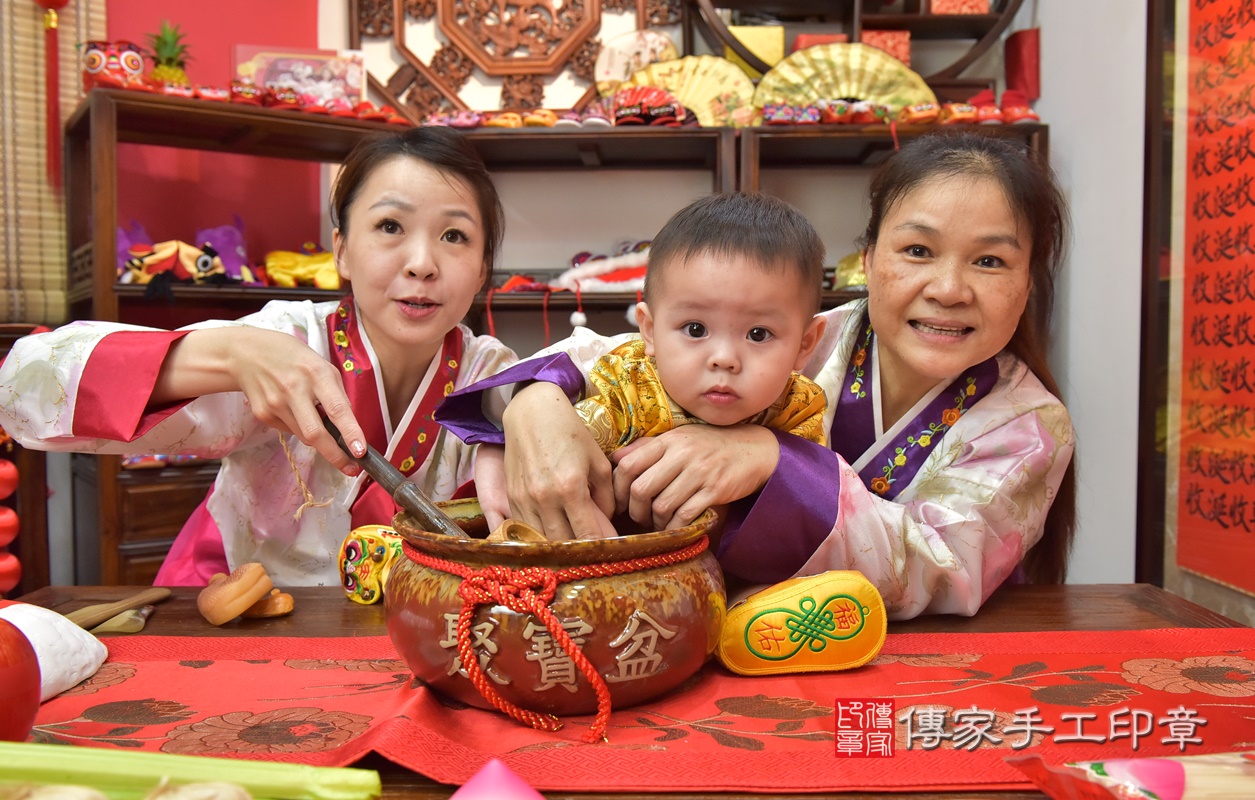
[0,507,17,548]
[0,617,40,741]
[0,460,16,501]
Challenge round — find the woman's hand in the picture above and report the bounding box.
[473,444,509,532]
[501,382,617,541]
[611,424,780,530]
[154,327,367,475]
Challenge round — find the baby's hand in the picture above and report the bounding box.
[612,424,779,530]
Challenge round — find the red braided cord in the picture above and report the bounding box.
[890,119,901,151]
[403,537,709,742]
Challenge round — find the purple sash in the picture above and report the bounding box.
[832,313,999,501]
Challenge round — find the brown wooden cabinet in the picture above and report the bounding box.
[62,88,1047,584]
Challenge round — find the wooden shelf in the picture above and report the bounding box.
[111,279,869,315]
[64,90,396,163]
[739,123,1049,190]
[482,287,868,310]
[114,283,342,304]
[66,90,737,174]
[861,13,1006,40]
[682,0,1022,87]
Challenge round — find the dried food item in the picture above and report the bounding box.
[240,588,295,619]
[196,563,273,626]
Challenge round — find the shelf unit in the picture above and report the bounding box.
[683,0,1024,100]
[739,121,1049,191]
[62,88,1046,585]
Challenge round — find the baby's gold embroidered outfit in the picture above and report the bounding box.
[574,339,828,453]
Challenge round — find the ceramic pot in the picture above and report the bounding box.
[385,499,725,717]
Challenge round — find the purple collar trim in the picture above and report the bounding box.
[856,356,1000,500]
[832,312,1000,500]
[830,317,876,463]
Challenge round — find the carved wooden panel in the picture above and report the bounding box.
[354,0,623,119]
[438,0,600,76]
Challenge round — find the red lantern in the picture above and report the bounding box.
[0,508,16,549]
[35,0,72,190]
[0,552,20,595]
[0,461,16,501]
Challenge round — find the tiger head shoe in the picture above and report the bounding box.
[717,570,887,676]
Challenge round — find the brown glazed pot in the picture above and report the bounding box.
[385,499,726,717]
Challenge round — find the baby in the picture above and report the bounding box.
[575,192,829,454]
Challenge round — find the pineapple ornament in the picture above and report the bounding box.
[146,20,190,87]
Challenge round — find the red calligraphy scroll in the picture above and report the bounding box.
[1176,1,1255,596]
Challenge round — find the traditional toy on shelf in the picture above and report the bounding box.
[260,244,340,290]
[339,525,404,605]
[81,40,148,92]
[194,215,258,284]
[551,240,650,327]
[119,239,226,286]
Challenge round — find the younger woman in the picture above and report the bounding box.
[0,126,517,587]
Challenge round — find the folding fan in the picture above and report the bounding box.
[621,55,756,127]
[753,43,936,115]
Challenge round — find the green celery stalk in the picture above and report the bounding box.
[0,742,380,800]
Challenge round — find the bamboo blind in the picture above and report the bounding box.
[0,0,105,324]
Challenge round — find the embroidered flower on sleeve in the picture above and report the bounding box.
[343,359,355,372]
[870,477,890,495]
[941,407,961,427]
[399,456,415,472]
[334,331,349,347]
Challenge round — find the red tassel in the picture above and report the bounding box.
[43,9,62,189]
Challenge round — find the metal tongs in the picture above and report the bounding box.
[323,417,467,539]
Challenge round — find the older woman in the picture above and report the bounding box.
[439,131,1075,620]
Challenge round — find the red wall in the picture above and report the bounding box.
[107,1,322,270]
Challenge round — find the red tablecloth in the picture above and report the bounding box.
[33,628,1255,793]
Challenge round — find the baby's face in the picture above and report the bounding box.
[639,253,820,426]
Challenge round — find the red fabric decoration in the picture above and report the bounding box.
[1005,28,1041,101]
[29,628,1255,793]
[36,1,71,190]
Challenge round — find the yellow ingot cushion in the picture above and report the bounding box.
[717,570,887,676]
